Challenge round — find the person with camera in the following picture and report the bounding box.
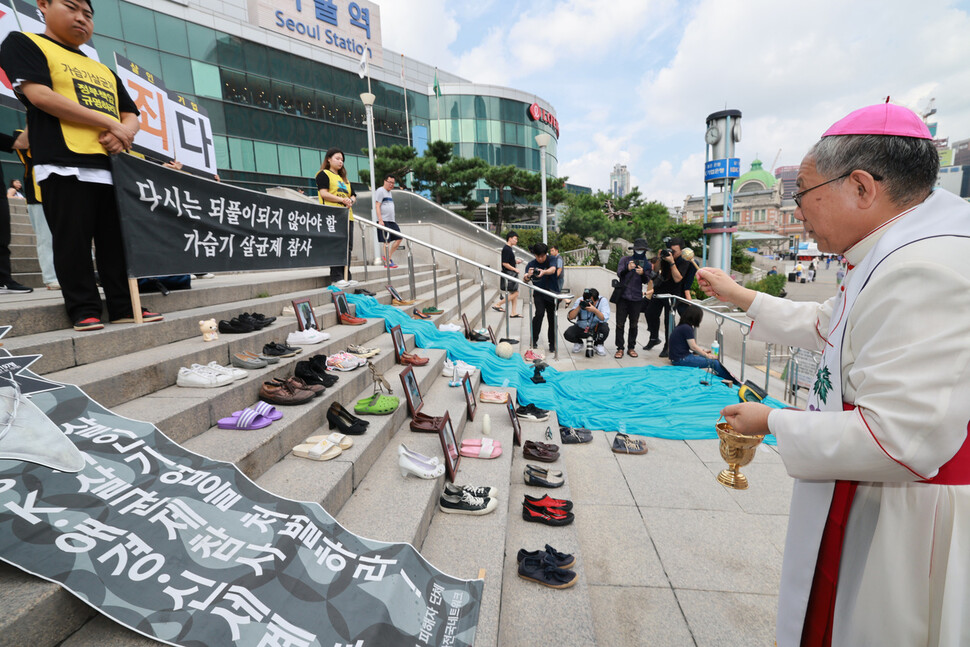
[522,243,559,351]
[612,238,653,358]
[564,287,611,356]
[643,236,696,357]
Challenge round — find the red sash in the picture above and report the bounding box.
[801,404,970,646]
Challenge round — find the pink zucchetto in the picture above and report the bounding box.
[822,101,932,139]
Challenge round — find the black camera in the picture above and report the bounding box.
[578,300,590,310]
[660,248,673,259]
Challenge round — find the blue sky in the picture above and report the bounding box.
[378,0,970,207]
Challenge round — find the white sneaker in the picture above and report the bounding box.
[594,344,607,356]
[571,343,583,353]
[200,362,247,381]
[287,329,330,345]
[176,366,233,388]
[333,279,359,289]
[438,322,462,333]
[442,358,478,377]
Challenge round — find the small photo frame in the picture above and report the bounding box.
[507,395,522,446]
[291,298,317,331]
[386,285,403,301]
[487,325,497,345]
[436,411,461,483]
[331,291,350,318]
[399,366,423,417]
[461,313,472,339]
[390,325,407,364]
[461,372,476,421]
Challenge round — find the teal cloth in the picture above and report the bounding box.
[344,290,781,444]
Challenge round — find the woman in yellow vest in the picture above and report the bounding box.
[316,148,356,285]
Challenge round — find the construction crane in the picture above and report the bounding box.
[770,148,782,173]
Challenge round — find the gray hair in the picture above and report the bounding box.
[808,135,939,206]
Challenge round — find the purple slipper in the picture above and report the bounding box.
[218,407,273,430]
[231,400,282,421]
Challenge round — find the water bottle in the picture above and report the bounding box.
[711,339,720,358]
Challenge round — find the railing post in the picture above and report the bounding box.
[738,325,748,383]
[406,239,416,300]
[431,249,439,307]
[479,268,487,332]
[454,258,463,322]
[552,302,560,360]
[764,344,772,394]
[360,224,369,281]
[504,289,510,340]
[527,288,534,348]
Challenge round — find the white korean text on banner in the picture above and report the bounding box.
[113,53,217,176]
[112,153,348,277]
[0,328,484,646]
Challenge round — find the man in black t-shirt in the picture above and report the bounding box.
[523,243,559,351]
[0,0,162,330]
[492,230,522,317]
[643,237,696,357]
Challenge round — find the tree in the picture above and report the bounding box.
[483,166,569,235]
[358,144,417,186]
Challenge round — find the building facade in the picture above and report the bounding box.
[609,163,630,198]
[0,0,558,194]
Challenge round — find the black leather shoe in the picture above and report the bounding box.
[296,360,338,387]
[219,318,254,334]
[238,313,269,330]
[327,402,368,435]
[354,288,376,296]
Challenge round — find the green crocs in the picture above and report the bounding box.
[354,393,400,415]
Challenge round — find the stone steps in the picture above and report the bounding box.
[0,264,515,647]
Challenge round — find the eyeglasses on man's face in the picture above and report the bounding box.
[793,171,883,208]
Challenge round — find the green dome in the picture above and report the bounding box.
[733,159,777,192]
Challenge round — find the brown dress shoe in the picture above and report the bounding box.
[274,376,325,397]
[259,380,316,405]
[523,445,559,463]
[400,352,429,366]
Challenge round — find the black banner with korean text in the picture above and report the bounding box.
[0,333,483,647]
[112,153,348,278]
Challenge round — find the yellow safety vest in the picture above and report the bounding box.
[24,33,120,156]
[319,168,353,221]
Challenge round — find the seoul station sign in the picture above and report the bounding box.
[249,0,384,67]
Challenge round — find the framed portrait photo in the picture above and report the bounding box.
[436,412,461,483]
[507,395,522,446]
[487,325,496,345]
[291,298,317,331]
[386,284,403,301]
[331,291,350,318]
[390,325,407,364]
[461,372,476,421]
[461,313,472,339]
[399,365,423,417]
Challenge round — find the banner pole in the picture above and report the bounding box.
[128,279,144,324]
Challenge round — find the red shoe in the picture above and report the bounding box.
[340,313,366,325]
[522,501,574,526]
[523,494,573,512]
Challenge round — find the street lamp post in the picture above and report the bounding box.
[483,195,489,231]
[360,92,380,264]
[534,133,552,244]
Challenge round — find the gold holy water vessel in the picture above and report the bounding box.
[715,420,764,490]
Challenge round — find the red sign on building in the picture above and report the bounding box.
[528,102,559,138]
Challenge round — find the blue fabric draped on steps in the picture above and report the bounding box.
[345,291,781,444]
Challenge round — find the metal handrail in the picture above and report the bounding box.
[354,216,574,359]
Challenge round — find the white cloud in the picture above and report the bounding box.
[377,0,460,69]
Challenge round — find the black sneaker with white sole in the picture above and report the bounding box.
[0,280,33,294]
[515,403,550,422]
[439,490,497,515]
[443,482,495,499]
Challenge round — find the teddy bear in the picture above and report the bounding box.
[199,318,219,342]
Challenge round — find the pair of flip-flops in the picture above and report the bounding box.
[354,393,400,415]
[560,427,593,444]
[612,433,648,454]
[216,401,282,430]
[459,438,502,459]
[291,431,354,461]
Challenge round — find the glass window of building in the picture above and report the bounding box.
[92,0,124,40]
[222,69,250,104]
[92,36,125,69]
[196,98,225,134]
[228,138,256,172]
[301,148,322,177]
[154,13,189,57]
[125,45,161,80]
[214,135,230,170]
[254,141,280,175]
[278,146,302,177]
[159,53,193,94]
[215,32,246,71]
[120,2,157,49]
[243,41,270,78]
[187,24,218,64]
[192,61,222,99]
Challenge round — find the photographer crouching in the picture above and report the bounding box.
[564,288,611,357]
